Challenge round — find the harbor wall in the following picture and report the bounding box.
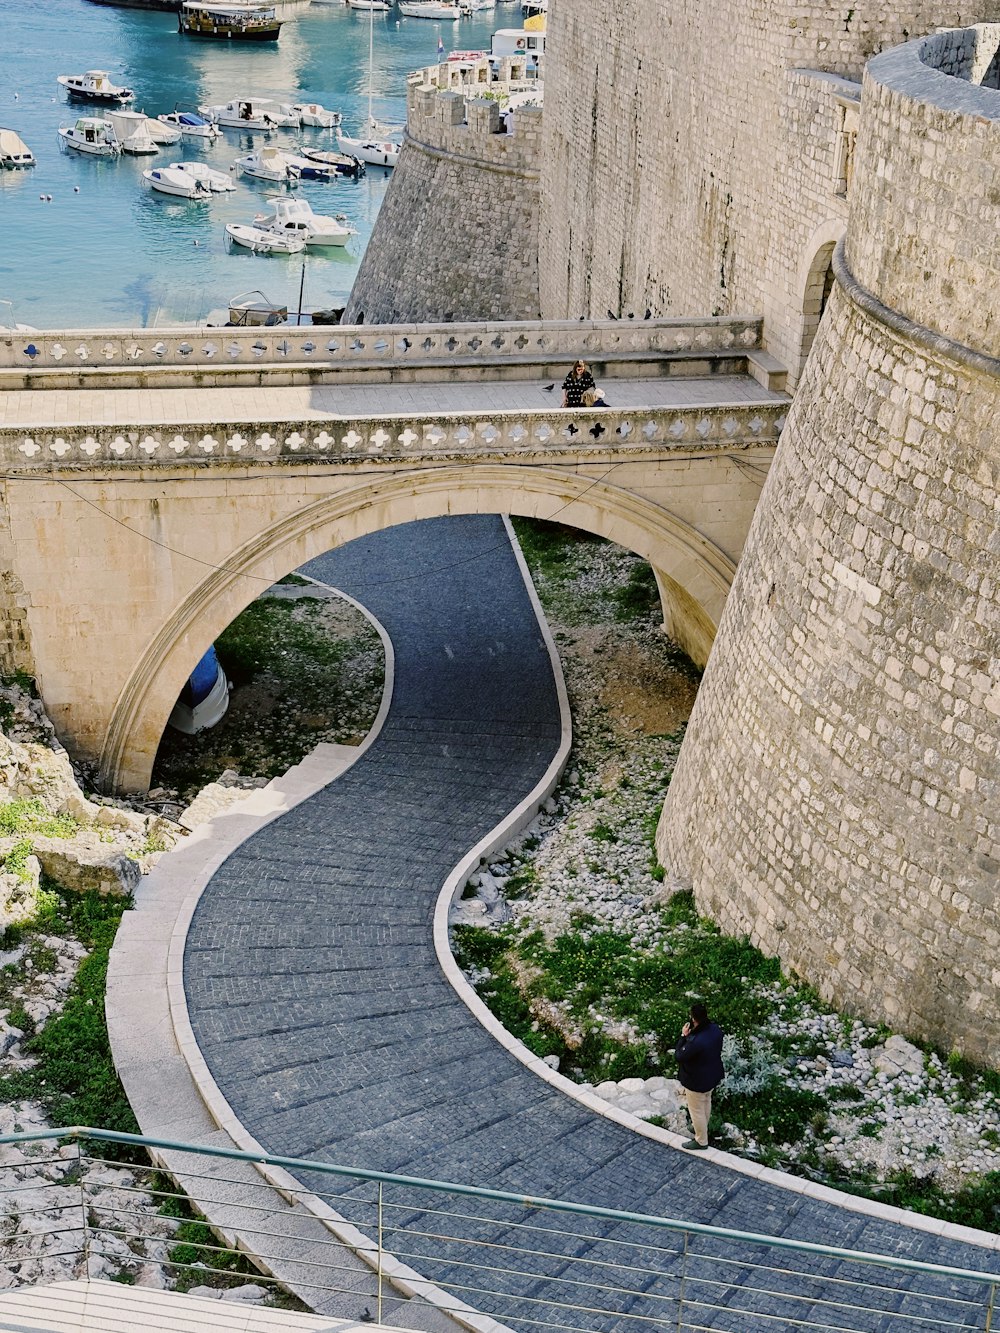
[657,27,1000,1064]
[344,64,542,324]
[538,0,1000,385]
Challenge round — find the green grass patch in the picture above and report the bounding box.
[0,882,138,1152]
[0,798,78,840]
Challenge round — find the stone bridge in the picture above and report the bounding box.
[0,317,787,792]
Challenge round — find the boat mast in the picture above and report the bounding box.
[367,0,374,133]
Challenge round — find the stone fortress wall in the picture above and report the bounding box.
[344,58,543,324]
[537,0,1000,386]
[657,26,1000,1063]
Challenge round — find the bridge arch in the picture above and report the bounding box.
[99,464,734,793]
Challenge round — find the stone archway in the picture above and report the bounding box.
[99,465,736,793]
[794,222,845,382]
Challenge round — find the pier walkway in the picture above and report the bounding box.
[165,515,1000,1328]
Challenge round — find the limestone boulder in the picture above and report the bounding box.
[0,852,42,931]
[32,833,141,897]
[874,1035,925,1079]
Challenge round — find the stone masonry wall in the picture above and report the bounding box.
[657,30,1000,1064]
[538,0,1000,385]
[344,71,542,324]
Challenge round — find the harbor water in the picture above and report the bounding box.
[3,0,505,327]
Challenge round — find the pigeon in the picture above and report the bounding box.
[543,383,555,392]
[644,308,652,319]
[607,310,617,320]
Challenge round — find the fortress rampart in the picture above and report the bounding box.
[344,62,543,324]
[657,28,1000,1062]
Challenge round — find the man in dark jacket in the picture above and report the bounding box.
[674,1002,725,1151]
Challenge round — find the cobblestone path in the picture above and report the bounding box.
[184,515,999,1332]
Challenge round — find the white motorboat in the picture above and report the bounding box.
[253,196,355,248]
[158,110,222,140]
[298,145,366,177]
[58,117,120,157]
[144,117,182,145]
[57,71,134,105]
[336,128,400,167]
[292,102,340,129]
[260,102,302,128]
[225,223,305,254]
[340,2,401,168]
[107,110,158,155]
[170,161,236,191]
[398,1,462,17]
[143,165,213,198]
[235,146,300,182]
[347,0,391,9]
[168,646,230,735]
[201,99,276,131]
[0,128,35,169]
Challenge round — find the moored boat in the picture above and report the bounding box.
[398,1,462,17]
[225,290,289,326]
[260,102,302,128]
[297,145,365,177]
[58,117,120,157]
[143,165,213,198]
[144,117,182,145]
[225,222,306,254]
[0,128,35,169]
[57,71,134,105]
[347,0,391,9]
[292,102,341,129]
[107,109,159,155]
[170,161,236,191]
[178,1,281,41]
[336,128,400,167]
[253,196,355,248]
[200,99,275,131]
[158,110,221,140]
[235,146,300,182]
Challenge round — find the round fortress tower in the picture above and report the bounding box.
[657,26,1000,1062]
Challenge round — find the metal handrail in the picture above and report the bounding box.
[0,1125,997,1332]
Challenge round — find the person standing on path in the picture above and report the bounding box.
[561,360,595,407]
[675,1002,724,1151]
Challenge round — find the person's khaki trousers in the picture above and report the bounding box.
[684,1088,712,1146]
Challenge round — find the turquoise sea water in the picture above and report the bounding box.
[3,0,503,327]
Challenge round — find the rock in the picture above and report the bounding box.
[618,1077,646,1093]
[875,1036,924,1078]
[178,783,250,832]
[94,804,148,836]
[594,1081,619,1098]
[542,1054,560,1071]
[186,1285,223,1300]
[473,871,502,906]
[32,834,141,897]
[134,1264,167,1289]
[0,1020,23,1058]
[0,856,42,931]
[831,1049,854,1067]
[221,1283,269,1303]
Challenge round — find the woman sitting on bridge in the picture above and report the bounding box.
[561,360,595,408]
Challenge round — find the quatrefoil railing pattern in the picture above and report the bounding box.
[2,404,786,467]
[2,318,764,376]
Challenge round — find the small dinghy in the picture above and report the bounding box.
[143,165,212,198]
[58,117,120,157]
[107,109,159,155]
[225,222,305,254]
[292,102,340,129]
[297,145,365,178]
[235,146,299,182]
[253,196,355,248]
[0,128,35,168]
[168,645,230,735]
[57,71,134,105]
[158,110,221,140]
[170,161,236,191]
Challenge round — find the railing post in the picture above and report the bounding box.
[77,1138,90,1279]
[676,1230,688,1333]
[986,1281,997,1333]
[376,1181,384,1325]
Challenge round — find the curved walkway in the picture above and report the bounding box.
[181,516,1000,1329]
